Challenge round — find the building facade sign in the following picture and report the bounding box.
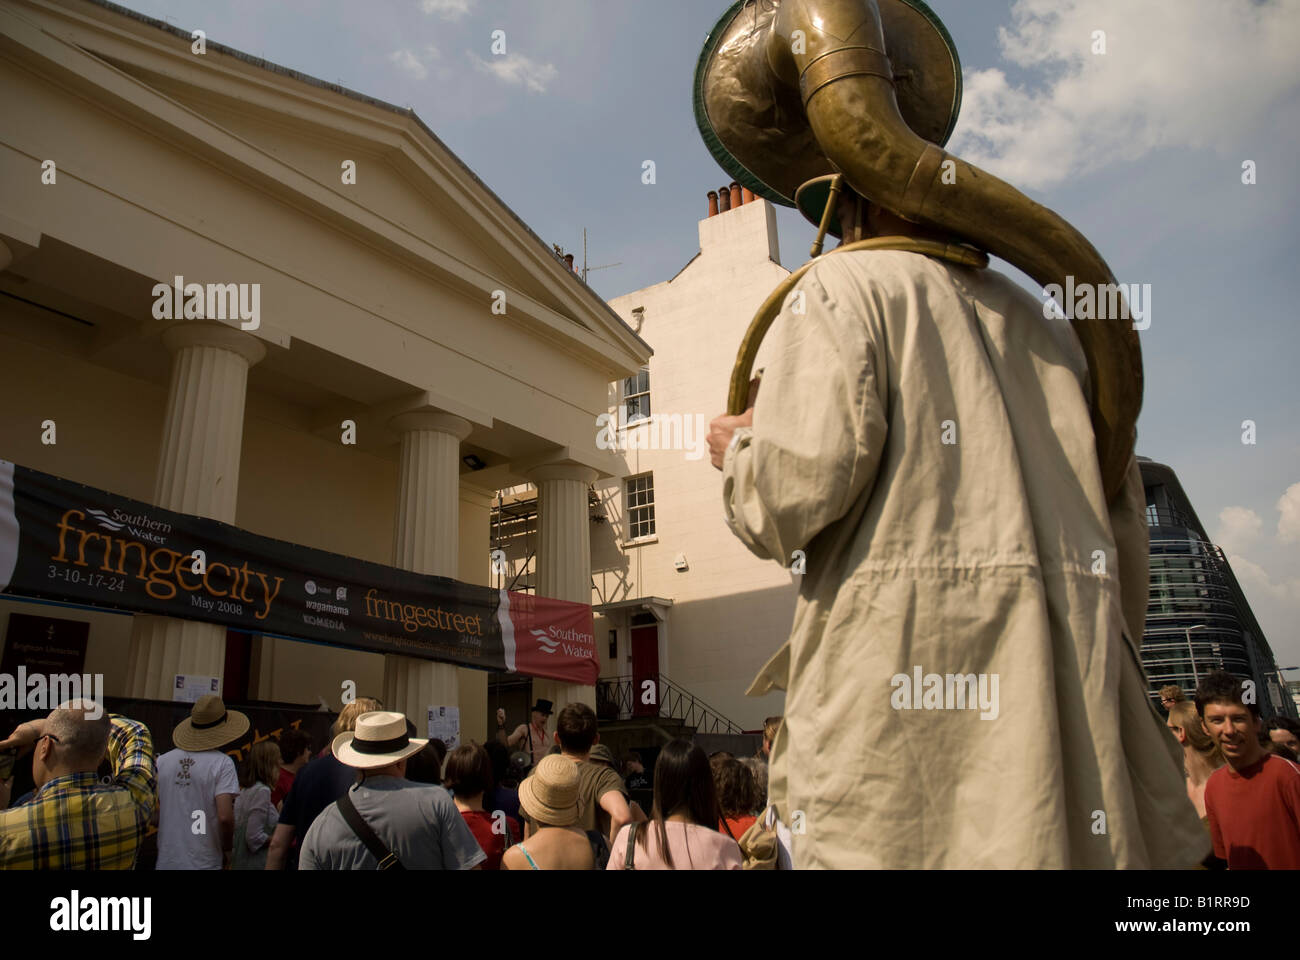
[0,461,596,685]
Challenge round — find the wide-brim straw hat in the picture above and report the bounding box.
[333,711,427,770]
[693,0,962,208]
[173,694,250,752]
[518,755,581,826]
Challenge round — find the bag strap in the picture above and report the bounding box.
[623,821,638,870]
[720,816,737,841]
[336,789,405,870]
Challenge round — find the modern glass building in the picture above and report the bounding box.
[1139,458,1297,719]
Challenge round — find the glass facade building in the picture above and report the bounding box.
[1139,457,1297,719]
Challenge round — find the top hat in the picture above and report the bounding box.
[529,699,554,716]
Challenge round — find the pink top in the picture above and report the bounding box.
[608,821,743,870]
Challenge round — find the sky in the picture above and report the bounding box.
[109,0,1300,669]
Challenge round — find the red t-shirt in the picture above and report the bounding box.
[270,767,295,808]
[1204,754,1300,869]
[460,809,521,871]
[719,815,757,840]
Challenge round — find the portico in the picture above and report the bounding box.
[0,0,648,739]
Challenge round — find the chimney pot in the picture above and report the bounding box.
[707,190,719,217]
[742,186,755,204]
[718,186,731,212]
[730,182,742,208]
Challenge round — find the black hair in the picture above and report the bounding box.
[1265,716,1300,738]
[1194,670,1259,720]
[639,739,720,868]
[277,727,312,765]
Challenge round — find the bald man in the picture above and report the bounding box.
[1,700,157,869]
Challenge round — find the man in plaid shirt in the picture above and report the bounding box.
[0,701,157,869]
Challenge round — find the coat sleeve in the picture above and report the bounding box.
[722,261,888,565]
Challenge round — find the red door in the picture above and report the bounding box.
[631,625,659,717]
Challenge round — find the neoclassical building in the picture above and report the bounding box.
[0,0,649,742]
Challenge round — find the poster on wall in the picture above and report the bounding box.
[0,611,89,678]
[172,674,221,703]
[427,705,460,748]
[0,460,598,686]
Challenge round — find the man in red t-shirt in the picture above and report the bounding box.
[1197,670,1300,869]
[271,728,313,809]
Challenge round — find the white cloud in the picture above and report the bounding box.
[421,0,474,20]
[1277,482,1300,543]
[388,48,428,80]
[1215,505,1262,555]
[948,0,1300,189]
[468,52,557,94]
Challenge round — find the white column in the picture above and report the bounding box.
[383,411,473,728]
[525,463,598,714]
[126,322,265,698]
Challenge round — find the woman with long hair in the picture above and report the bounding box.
[232,740,281,870]
[608,739,741,870]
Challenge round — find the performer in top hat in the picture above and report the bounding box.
[701,0,1206,867]
[497,698,555,769]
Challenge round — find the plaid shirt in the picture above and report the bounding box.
[0,715,157,870]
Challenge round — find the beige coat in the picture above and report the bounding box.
[722,250,1208,868]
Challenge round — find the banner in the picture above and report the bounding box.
[0,461,597,685]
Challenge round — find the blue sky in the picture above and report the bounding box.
[112,0,1300,669]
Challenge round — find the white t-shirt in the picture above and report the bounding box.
[156,748,240,870]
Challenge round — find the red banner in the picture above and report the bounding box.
[502,589,598,685]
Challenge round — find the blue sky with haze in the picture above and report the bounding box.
[112,0,1300,668]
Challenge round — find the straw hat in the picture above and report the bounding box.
[172,694,250,752]
[518,755,581,826]
[332,711,428,770]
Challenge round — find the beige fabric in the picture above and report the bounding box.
[722,250,1208,868]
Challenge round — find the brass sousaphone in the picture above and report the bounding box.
[695,0,1142,501]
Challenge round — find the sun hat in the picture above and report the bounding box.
[517,755,581,826]
[332,711,428,770]
[172,694,250,752]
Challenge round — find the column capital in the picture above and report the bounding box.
[526,463,598,486]
[388,410,473,441]
[161,321,266,366]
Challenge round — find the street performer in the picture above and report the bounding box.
[701,0,1207,867]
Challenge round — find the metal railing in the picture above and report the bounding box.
[595,674,745,735]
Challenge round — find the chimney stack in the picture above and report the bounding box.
[718,185,731,212]
[730,182,742,208]
[707,190,719,217]
[742,186,755,204]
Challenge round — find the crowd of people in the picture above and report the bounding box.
[0,676,1295,869]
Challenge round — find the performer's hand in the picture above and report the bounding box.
[709,407,753,471]
[496,708,506,726]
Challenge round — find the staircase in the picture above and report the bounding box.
[595,674,745,735]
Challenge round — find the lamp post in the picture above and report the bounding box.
[1184,624,1208,687]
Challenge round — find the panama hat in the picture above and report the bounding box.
[518,755,581,826]
[332,711,428,770]
[693,0,962,207]
[173,694,250,752]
